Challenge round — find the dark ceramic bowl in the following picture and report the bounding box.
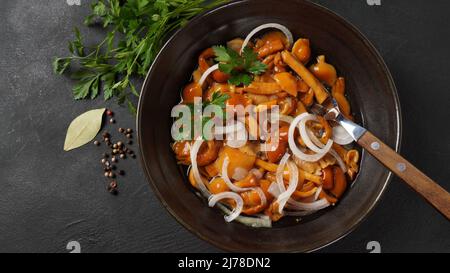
[137,0,401,252]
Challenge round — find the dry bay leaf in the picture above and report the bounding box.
[64,108,105,151]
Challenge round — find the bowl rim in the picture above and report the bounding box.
[136,0,403,252]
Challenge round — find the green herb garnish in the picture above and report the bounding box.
[53,0,228,114]
[177,92,230,140]
[212,45,267,86]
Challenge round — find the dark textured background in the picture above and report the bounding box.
[0,0,449,253]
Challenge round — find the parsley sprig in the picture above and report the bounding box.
[212,45,267,86]
[53,0,228,114]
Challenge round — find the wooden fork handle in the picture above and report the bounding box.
[358,131,450,220]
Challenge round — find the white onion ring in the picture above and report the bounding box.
[216,203,272,228]
[240,23,294,54]
[199,64,219,87]
[288,114,329,162]
[332,125,354,145]
[268,182,281,198]
[299,114,333,154]
[306,128,347,173]
[269,182,329,212]
[208,192,244,222]
[270,185,329,212]
[276,153,291,192]
[329,149,347,173]
[190,139,211,197]
[287,198,330,211]
[314,186,322,201]
[222,157,267,206]
[276,160,298,213]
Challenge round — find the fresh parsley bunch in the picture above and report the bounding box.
[212,45,267,86]
[53,0,228,114]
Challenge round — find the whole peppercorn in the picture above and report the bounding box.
[126,128,132,133]
[126,134,132,139]
[118,128,125,133]
[108,180,118,194]
[109,118,115,124]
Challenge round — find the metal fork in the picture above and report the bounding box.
[312,97,450,220]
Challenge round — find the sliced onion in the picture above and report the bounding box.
[222,157,267,206]
[240,23,294,54]
[216,203,272,228]
[208,192,244,222]
[276,153,290,192]
[190,138,211,197]
[276,160,298,213]
[329,149,347,173]
[288,114,328,162]
[268,182,281,198]
[270,182,328,212]
[299,114,333,154]
[314,186,322,201]
[332,125,354,145]
[287,198,330,211]
[199,64,219,87]
[306,128,347,173]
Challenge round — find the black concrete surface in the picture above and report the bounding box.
[0,0,449,252]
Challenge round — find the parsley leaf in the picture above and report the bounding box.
[213,45,267,86]
[229,73,253,86]
[212,46,231,63]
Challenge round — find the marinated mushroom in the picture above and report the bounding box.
[310,55,337,86]
[292,38,311,64]
[273,72,298,97]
